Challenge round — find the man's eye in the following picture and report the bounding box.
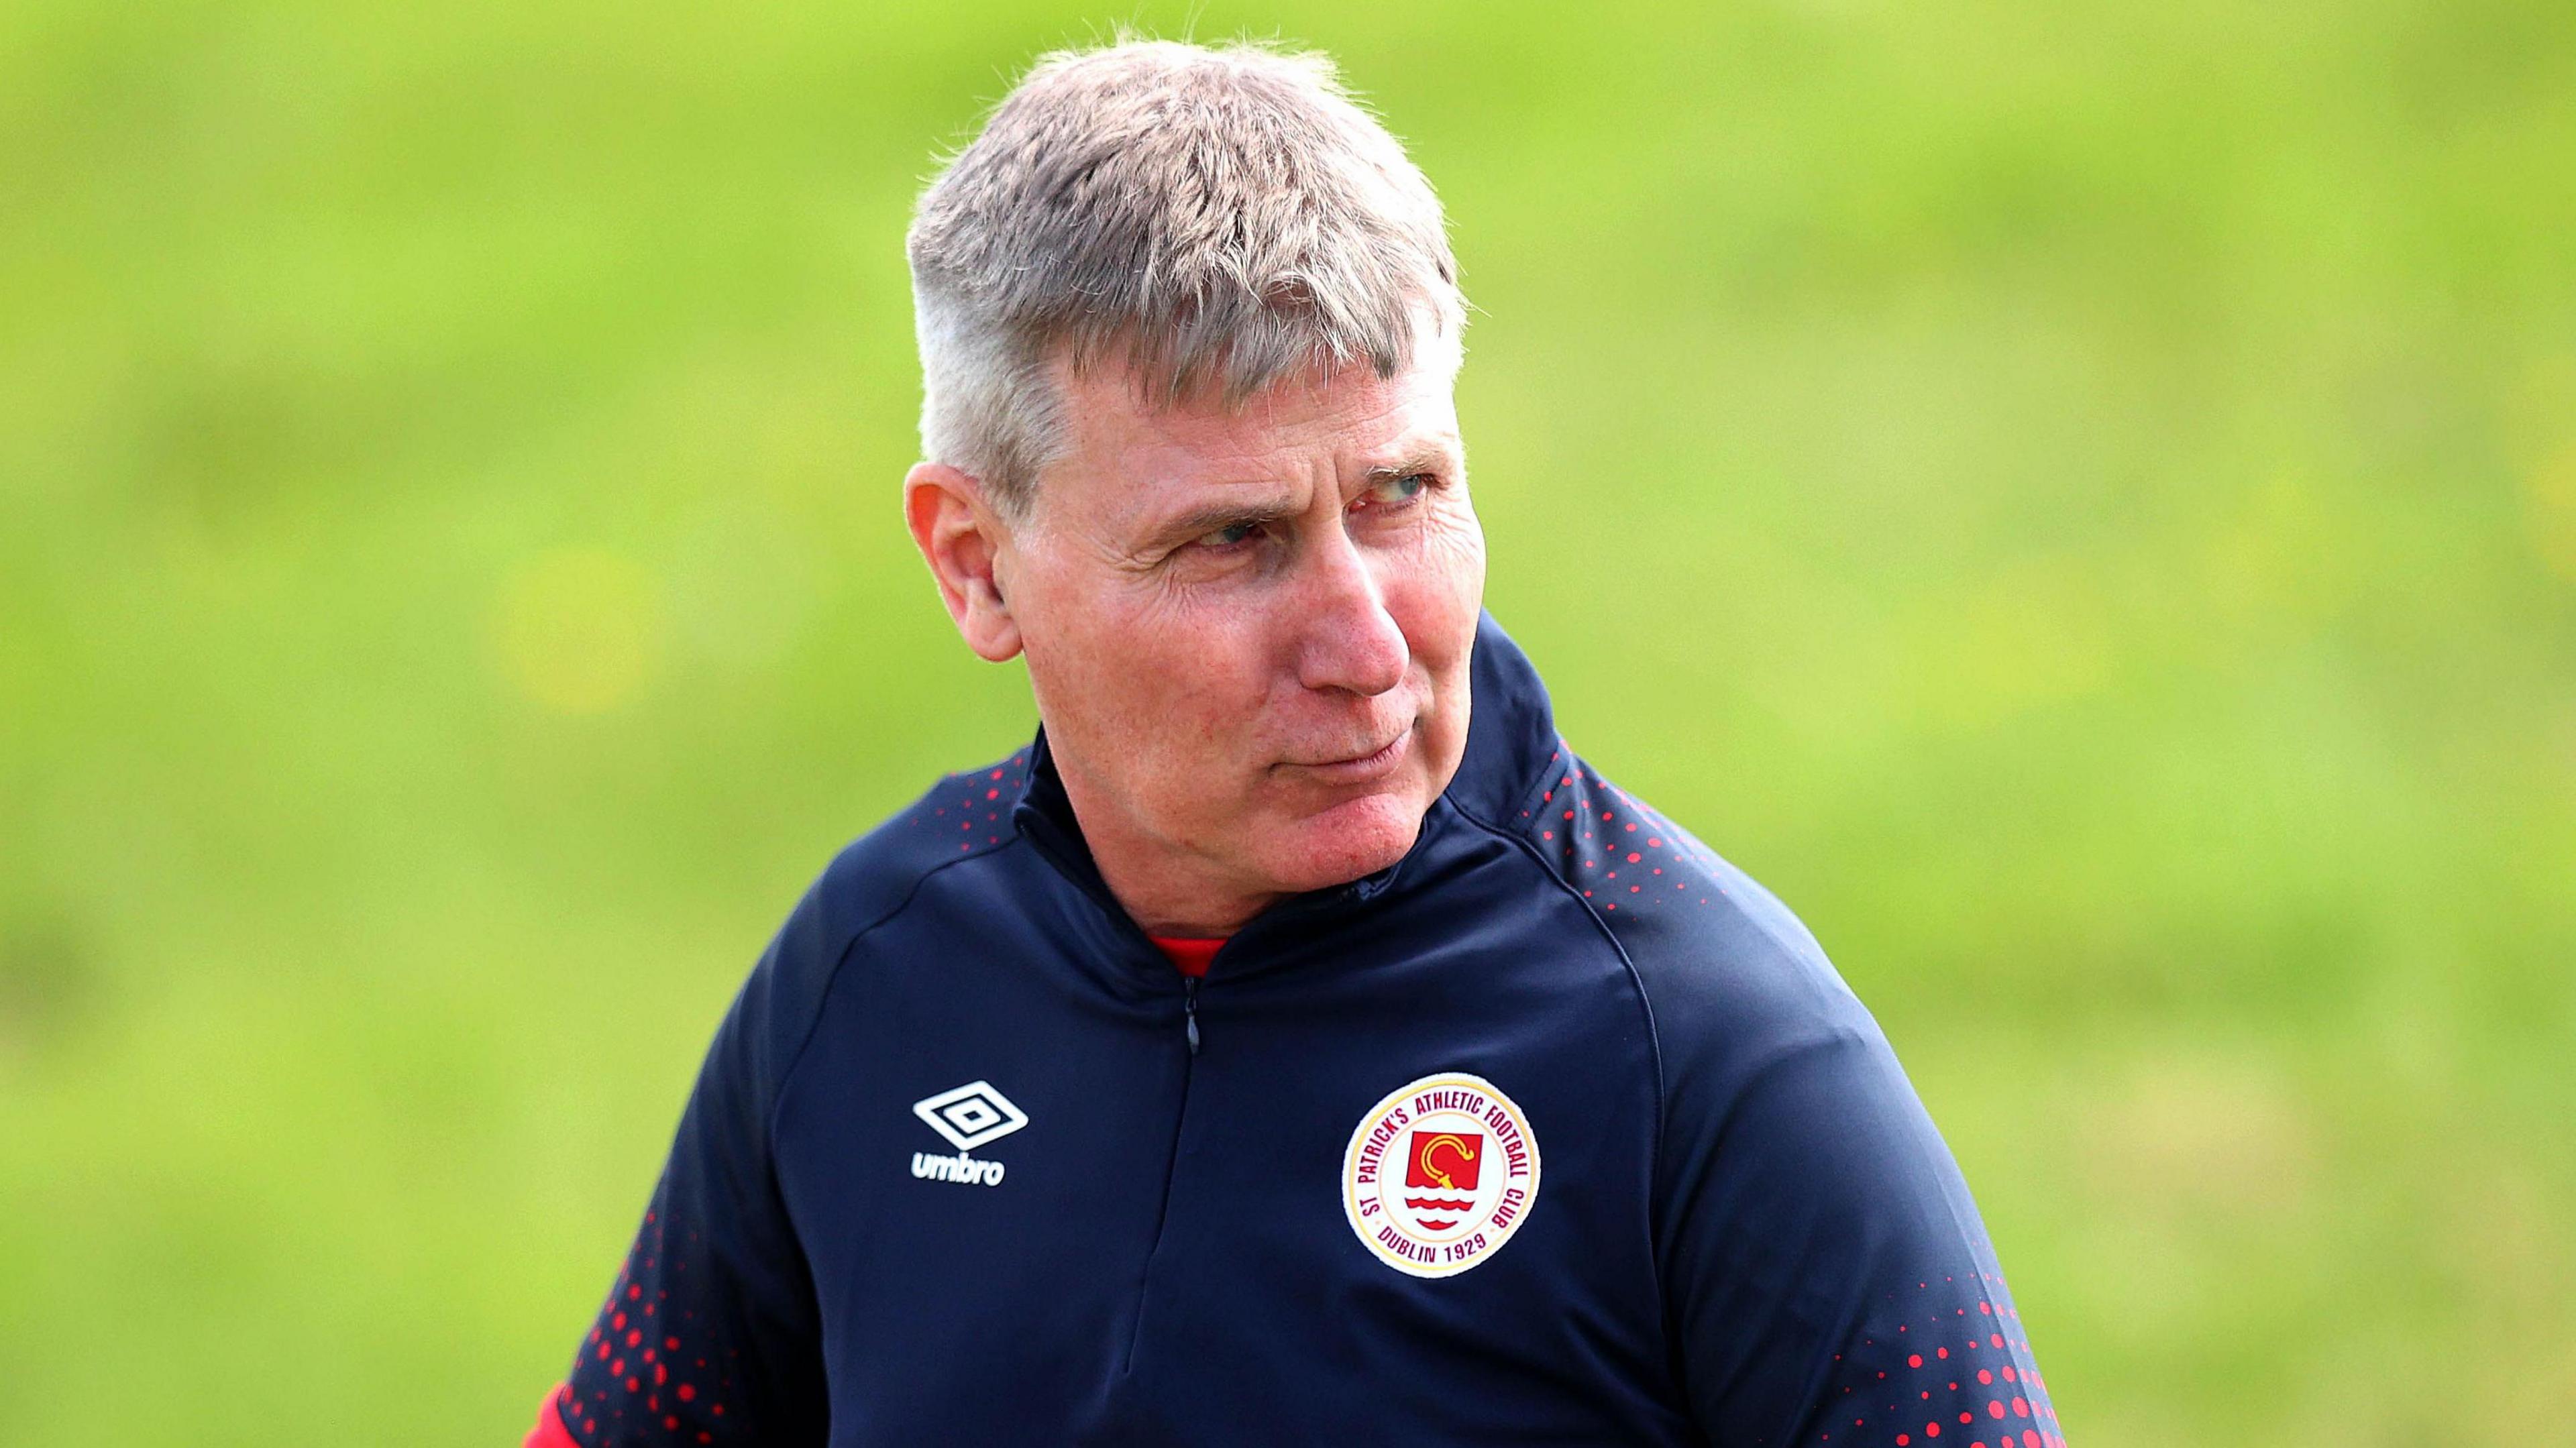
[1363,471,1435,508]
[1195,520,1262,549]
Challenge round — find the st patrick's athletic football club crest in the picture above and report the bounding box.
[1340,1072,1542,1278]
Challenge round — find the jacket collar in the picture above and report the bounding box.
[1009,610,1560,935]
[1444,610,1563,829]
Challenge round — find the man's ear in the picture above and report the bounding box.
[904,461,1024,663]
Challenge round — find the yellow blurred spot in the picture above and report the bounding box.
[489,548,661,714]
[2198,470,2353,635]
[2526,440,2576,583]
[1915,557,2112,730]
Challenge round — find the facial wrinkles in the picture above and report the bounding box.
[1004,338,1479,921]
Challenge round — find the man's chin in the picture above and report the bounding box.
[1254,790,1428,895]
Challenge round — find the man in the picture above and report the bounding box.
[526,38,2065,1448]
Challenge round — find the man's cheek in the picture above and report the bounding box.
[1425,513,1487,616]
[1385,588,1469,671]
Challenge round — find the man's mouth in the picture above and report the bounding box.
[1286,724,1414,784]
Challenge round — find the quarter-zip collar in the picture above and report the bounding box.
[1006,612,1561,981]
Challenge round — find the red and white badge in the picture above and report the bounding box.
[1341,1072,1542,1278]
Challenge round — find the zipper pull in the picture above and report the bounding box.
[1182,976,1201,1056]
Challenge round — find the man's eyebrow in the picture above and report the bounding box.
[1139,494,1301,550]
[1135,443,1462,554]
[1359,444,1462,486]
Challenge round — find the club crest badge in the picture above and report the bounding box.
[1341,1072,1541,1278]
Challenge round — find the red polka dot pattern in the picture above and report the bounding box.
[561,1209,745,1445]
[1807,1275,2065,1447]
[1518,746,1729,917]
[904,750,1034,856]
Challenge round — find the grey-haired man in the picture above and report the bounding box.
[527,39,2065,1448]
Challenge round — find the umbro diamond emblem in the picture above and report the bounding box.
[910,1080,1028,1187]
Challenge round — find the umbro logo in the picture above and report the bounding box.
[909,1080,1027,1188]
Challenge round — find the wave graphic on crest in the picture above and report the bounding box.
[1403,1197,1474,1212]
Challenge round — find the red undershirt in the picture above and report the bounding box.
[1148,936,1227,979]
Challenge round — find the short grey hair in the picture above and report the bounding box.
[906,38,1466,521]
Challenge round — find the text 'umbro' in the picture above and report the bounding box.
[910,1151,1006,1186]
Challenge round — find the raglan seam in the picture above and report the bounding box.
[1443,792,1672,1293]
[1459,743,1918,1445]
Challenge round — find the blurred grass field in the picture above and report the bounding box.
[4,1,2574,1443]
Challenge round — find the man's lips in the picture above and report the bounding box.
[1282,724,1414,784]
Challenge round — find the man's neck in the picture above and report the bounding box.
[1049,767,1283,938]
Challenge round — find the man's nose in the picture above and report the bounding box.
[1293,531,1409,698]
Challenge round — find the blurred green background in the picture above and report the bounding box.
[5,0,2573,1442]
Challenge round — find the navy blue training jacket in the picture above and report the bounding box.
[539,615,2065,1448]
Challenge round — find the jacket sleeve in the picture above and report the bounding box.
[1658,1026,2067,1448]
[534,899,836,1447]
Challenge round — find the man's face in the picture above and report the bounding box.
[1000,339,1485,917]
